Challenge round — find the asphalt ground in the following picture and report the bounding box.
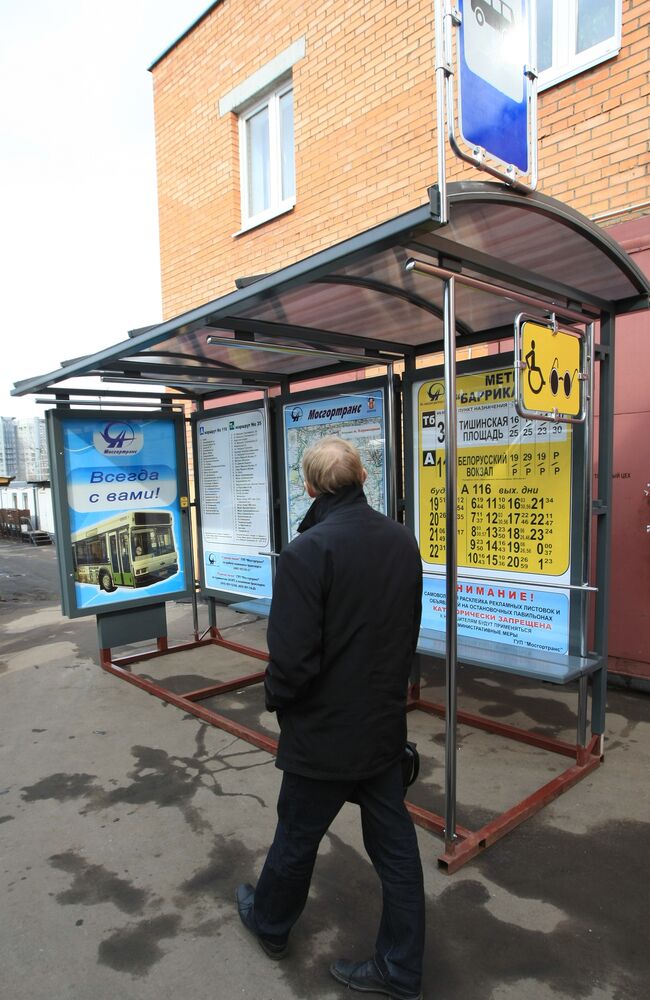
[1,538,649,1000]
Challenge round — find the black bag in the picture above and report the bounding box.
[401,741,420,793]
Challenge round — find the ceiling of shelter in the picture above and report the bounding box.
[13,182,650,403]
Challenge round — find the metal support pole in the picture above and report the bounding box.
[434,0,449,224]
[577,674,589,749]
[208,596,218,637]
[187,401,201,641]
[581,323,596,659]
[443,276,459,848]
[386,362,398,519]
[262,388,277,588]
[592,313,615,735]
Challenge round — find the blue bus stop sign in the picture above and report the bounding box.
[457,0,530,172]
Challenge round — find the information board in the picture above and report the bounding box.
[412,364,574,653]
[196,408,273,598]
[47,410,191,618]
[282,386,387,540]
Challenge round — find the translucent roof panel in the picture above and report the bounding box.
[13,182,649,401]
[423,185,645,303]
[246,247,446,346]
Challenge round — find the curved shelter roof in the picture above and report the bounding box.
[13,182,650,402]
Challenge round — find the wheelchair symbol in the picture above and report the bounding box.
[524,340,545,395]
[525,342,579,402]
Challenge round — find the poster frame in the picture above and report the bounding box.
[274,375,393,549]
[46,408,192,620]
[191,400,277,604]
[403,353,589,658]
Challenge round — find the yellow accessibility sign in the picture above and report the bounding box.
[521,320,582,418]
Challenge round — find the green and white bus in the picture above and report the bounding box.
[71,510,178,592]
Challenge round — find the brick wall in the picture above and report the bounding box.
[152,0,649,318]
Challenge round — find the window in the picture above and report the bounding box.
[239,80,295,229]
[132,526,175,558]
[536,0,622,90]
[220,40,304,234]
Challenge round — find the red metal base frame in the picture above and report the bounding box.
[98,634,603,873]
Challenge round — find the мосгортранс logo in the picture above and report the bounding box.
[93,422,144,457]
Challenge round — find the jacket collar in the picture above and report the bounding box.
[297,483,367,533]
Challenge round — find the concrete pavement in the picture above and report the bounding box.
[1,539,649,1000]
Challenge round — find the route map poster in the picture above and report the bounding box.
[196,409,272,598]
[412,366,573,654]
[283,388,387,540]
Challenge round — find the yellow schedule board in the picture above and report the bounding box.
[416,367,572,578]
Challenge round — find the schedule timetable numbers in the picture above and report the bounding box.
[415,367,572,580]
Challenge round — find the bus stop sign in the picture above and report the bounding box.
[457,0,530,172]
[517,318,586,421]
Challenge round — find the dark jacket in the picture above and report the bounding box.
[264,485,422,780]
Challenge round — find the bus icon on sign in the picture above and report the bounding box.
[471,0,514,33]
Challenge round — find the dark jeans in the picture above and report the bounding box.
[252,761,425,992]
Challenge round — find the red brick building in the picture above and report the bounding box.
[149,0,650,677]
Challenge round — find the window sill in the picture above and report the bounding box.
[537,45,620,92]
[232,201,296,238]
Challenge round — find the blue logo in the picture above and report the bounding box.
[291,406,303,423]
[93,421,144,456]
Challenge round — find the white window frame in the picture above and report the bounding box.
[537,0,622,91]
[237,78,295,232]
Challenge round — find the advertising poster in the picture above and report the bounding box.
[196,409,273,598]
[59,414,188,611]
[413,366,573,653]
[283,388,387,540]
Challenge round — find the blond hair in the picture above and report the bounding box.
[302,437,365,495]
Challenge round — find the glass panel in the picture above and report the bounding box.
[537,0,554,72]
[246,105,270,217]
[577,0,615,53]
[279,88,295,201]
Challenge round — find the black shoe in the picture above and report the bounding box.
[235,883,288,959]
[330,958,422,1000]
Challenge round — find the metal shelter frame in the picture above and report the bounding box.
[15,181,650,871]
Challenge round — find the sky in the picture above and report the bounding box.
[0,0,213,418]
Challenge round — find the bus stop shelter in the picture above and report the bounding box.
[14,180,650,870]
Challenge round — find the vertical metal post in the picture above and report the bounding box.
[434,0,449,224]
[262,388,277,586]
[386,362,398,519]
[577,674,589,749]
[579,322,596,742]
[581,323,596,658]
[592,313,615,736]
[187,401,201,641]
[527,0,540,190]
[443,276,458,848]
[208,596,218,637]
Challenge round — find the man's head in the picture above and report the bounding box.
[302,436,367,497]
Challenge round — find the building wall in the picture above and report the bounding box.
[152,0,650,319]
[0,417,18,477]
[598,216,650,676]
[150,1,650,675]
[0,484,54,535]
[15,417,50,482]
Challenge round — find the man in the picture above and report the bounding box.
[236,436,425,1000]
